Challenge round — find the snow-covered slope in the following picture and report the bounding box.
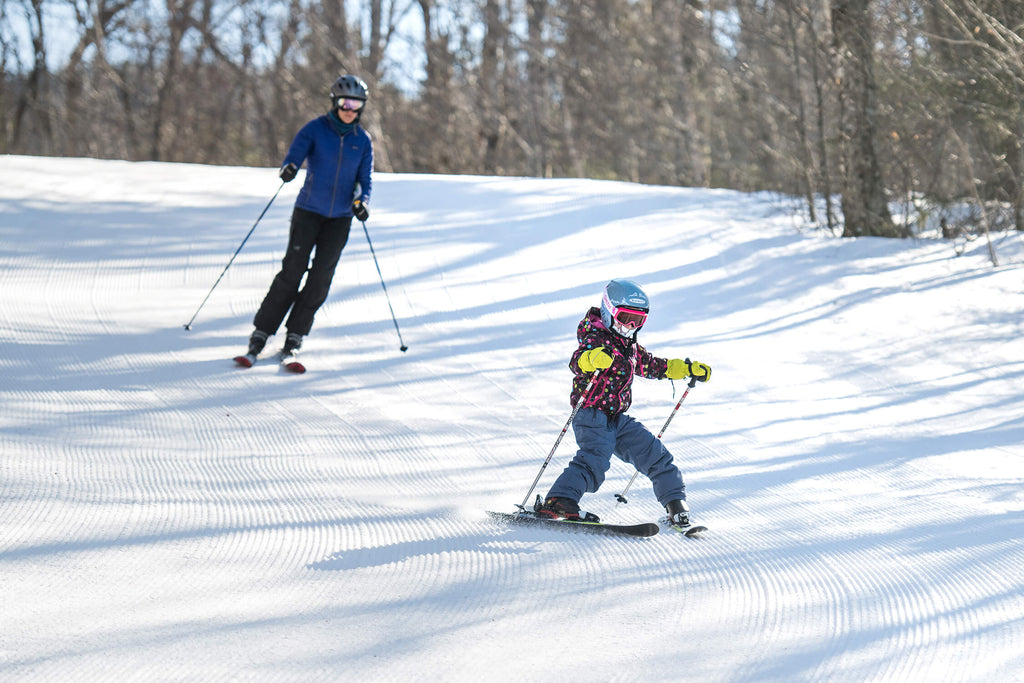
[2,155,1022,681]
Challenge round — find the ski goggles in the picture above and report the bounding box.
[335,97,365,112]
[604,293,648,329]
[612,307,648,329]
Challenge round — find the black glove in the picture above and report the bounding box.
[352,200,369,222]
[279,162,298,183]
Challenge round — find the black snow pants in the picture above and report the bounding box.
[253,207,352,337]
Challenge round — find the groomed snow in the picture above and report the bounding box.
[1,155,1022,681]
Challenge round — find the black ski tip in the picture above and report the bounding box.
[400,345,408,352]
[622,522,660,537]
[487,510,659,538]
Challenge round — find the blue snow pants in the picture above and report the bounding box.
[546,407,686,506]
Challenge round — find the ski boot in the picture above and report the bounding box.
[535,496,583,521]
[665,499,690,527]
[281,332,303,357]
[665,499,707,536]
[534,496,601,522]
[249,330,269,355]
[278,332,306,373]
[235,330,269,367]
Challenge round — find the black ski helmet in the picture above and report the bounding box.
[330,75,369,110]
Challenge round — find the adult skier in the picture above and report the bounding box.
[239,74,374,363]
[536,279,711,527]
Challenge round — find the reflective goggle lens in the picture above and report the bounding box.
[613,307,647,328]
[336,97,365,111]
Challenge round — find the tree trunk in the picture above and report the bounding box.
[479,0,503,174]
[831,0,900,237]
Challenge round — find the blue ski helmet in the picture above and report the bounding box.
[600,279,650,337]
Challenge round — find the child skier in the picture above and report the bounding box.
[536,279,711,527]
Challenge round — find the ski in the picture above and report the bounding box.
[232,351,305,374]
[278,351,306,374]
[233,353,257,368]
[487,510,659,538]
[662,517,708,537]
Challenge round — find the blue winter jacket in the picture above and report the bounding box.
[282,115,373,218]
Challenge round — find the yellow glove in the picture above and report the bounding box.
[689,359,711,382]
[666,358,712,382]
[578,346,613,373]
[666,358,688,380]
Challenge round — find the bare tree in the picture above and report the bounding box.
[1,0,26,151]
[9,0,54,152]
[60,0,138,157]
[4,0,1023,239]
[932,0,1024,232]
[478,0,506,173]
[641,0,712,187]
[832,0,900,237]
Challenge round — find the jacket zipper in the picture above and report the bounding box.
[615,340,637,408]
[580,336,635,414]
[329,131,346,215]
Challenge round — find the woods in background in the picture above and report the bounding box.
[2,0,1022,237]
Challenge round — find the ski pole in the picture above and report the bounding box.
[183,180,285,330]
[518,371,603,511]
[614,374,698,505]
[360,219,408,352]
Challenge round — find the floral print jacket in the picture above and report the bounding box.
[568,307,669,416]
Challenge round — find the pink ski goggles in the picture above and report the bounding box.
[613,307,648,329]
[604,293,648,329]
